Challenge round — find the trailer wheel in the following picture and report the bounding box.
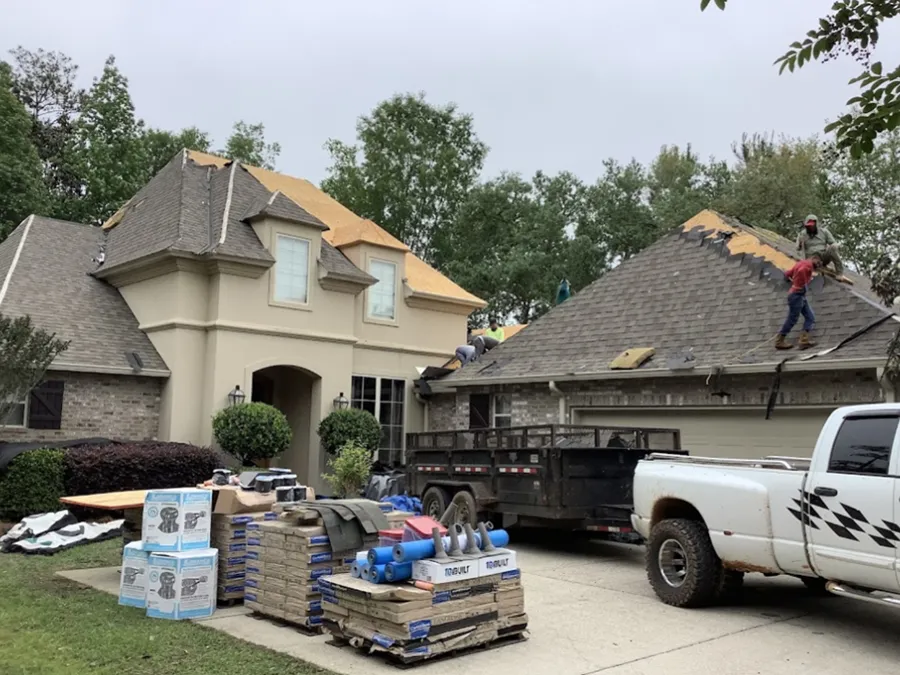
[451,490,479,526]
[422,487,451,520]
[646,518,721,608]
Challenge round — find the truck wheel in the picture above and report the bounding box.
[451,490,479,526]
[646,518,721,608]
[422,487,450,520]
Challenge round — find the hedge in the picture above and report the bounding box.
[0,448,66,521]
[318,408,382,455]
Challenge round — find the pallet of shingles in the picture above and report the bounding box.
[244,518,379,631]
[210,511,276,603]
[319,570,527,665]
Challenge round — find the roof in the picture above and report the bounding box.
[0,216,168,376]
[243,190,328,230]
[186,150,484,308]
[439,210,897,386]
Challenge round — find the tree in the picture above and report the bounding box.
[700,0,900,158]
[321,93,488,262]
[212,402,292,465]
[6,47,84,216]
[69,56,147,224]
[142,126,211,177]
[0,314,69,425]
[219,121,280,170]
[0,63,47,242]
[647,144,730,228]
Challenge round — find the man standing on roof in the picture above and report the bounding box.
[796,214,843,275]
[776,254,823,350]
[484,318,505,342]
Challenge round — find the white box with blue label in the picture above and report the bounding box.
[142,488,212,551]
[118,541,150,608]
[146,548,218,620]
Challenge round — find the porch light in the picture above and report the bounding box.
[228,385,246,406]
[333,392,350,410]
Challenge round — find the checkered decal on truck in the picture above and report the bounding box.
[787,490,900,549]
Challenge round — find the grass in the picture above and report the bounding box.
[0,539,336,675]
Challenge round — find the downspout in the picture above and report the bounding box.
[549,380,567,424]
[415,392,429,431]
[877,367,896,403]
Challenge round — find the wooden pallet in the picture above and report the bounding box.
[324,621,528,668]
[250,611,323,635]
[217,596,244,608]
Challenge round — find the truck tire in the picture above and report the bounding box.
[422,487,451,520]
[646,518,722,608]
[451,490,479,526]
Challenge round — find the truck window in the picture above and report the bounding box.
[827,416,900,476]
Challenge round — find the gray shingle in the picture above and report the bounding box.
[445,218,896,384]
[244,191,329,230]
[0,217,168,374]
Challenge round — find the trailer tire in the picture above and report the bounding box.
[646,518,721,608]
[422,487,451,520]
[451,490,479,526]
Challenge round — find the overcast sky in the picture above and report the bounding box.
[4,1,900,185]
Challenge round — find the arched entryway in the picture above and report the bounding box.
[249,365,322,485]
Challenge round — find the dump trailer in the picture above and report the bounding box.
[406,424,684,534]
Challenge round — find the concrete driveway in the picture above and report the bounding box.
[61,538,900,674]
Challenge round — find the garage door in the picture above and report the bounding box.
[573,408,834,459]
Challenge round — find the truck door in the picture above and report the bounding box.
[805,412,900,591]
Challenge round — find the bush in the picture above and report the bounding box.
[322,441,372,498]
[64,442,220,496]
[318,408,381,456]
[0,448,66,521]
[212,402,292,465]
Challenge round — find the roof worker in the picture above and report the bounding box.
[484,318,505,342]
[455,343,477,366]
[796,214,843,276]
[473,334,500,359]
[776,254,823,350]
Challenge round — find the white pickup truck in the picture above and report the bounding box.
[631,403,900,609]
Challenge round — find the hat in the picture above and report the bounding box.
[805,214,818,224]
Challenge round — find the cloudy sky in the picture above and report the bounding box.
[3,1,900,185]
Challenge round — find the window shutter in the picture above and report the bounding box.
[28,380,65,430]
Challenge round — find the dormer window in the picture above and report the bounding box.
[274,234,310,305]
[367,259,397,320]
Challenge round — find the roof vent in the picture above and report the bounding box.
[125,351,144,373]
[609,347,655,370]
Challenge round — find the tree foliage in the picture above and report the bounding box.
[219,120,281,170]
[143,126,211,177]
[212,402,292,465]
[322,441,372,498]
[317,408,382,456]
[322,92,488,262]
[0,314,69,425]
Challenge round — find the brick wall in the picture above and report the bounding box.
[0,371,162,444]
[427,369,886,430]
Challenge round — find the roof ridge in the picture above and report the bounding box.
[0,215,34,308]
[169,149,191,252]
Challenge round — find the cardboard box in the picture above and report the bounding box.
[204,486,276,515]
[119,541,150,608]
[147,548,218,620]
[412,557,480,584]
[477,549,517,577]
[142,488,212,552]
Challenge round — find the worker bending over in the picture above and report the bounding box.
[796,214,843,275]
[776,254,823,350]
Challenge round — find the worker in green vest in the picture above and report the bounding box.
[796,214,844,275]
[484,319,505,342]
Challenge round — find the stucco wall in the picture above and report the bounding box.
[0,371,162,444]
[427,369,887,430]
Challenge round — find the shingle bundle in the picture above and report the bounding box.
[209,512,274,602]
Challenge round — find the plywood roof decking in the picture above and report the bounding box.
[60,489,147,510]
[187,151,484,308]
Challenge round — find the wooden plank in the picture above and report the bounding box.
[60,489,147,510]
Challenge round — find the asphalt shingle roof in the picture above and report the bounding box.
[243,191,328,230]
[0,217,168,374]
[445,210,896,384]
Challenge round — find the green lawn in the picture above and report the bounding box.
[0,539,336,675]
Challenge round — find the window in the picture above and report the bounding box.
[274,234,310,304]
[351,376,405,465]
[828,415,900,476]
[367,260,397,320]
[493,394,512,428]
[1,397,27,427]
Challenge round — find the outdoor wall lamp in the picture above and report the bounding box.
[333,392,350,410]
[228,385,246,406]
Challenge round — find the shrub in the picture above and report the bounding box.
[318,408,381,456]
[0,448,66,521]
[64,442,220,496]
[212,402,292,465]
[322,441,372,498]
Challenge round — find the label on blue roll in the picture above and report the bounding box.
[372,633,395,648]
[309,552,333,564]
[501,570,521,580]
[408,620,431,639]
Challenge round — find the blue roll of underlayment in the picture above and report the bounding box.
[358,562,370,581]
[350,561,362,578]
[392,529,510,563]
[366,545,394,566]
[368,563,388,583]
[384,561,412,582]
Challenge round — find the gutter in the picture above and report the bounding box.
[548,380,567,424]
[48,362,171,378]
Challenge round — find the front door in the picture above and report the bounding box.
[805,413,900,592]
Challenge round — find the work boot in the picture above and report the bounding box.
[799,332,816,350]
[775,334,793,350]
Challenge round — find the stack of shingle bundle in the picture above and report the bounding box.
[209,511,275,603]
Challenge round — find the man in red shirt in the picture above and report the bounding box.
[776,254,823,350]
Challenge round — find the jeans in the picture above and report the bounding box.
[780,291,815,336]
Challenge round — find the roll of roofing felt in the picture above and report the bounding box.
[358,562,370,581]
[385,561,412,582]
[369,564,388,583]
[391,529,510,562]
[367,545,394,566]
[350,561,362,578]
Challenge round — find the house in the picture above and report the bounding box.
[0,150,485,486]
[424,210,899,459]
